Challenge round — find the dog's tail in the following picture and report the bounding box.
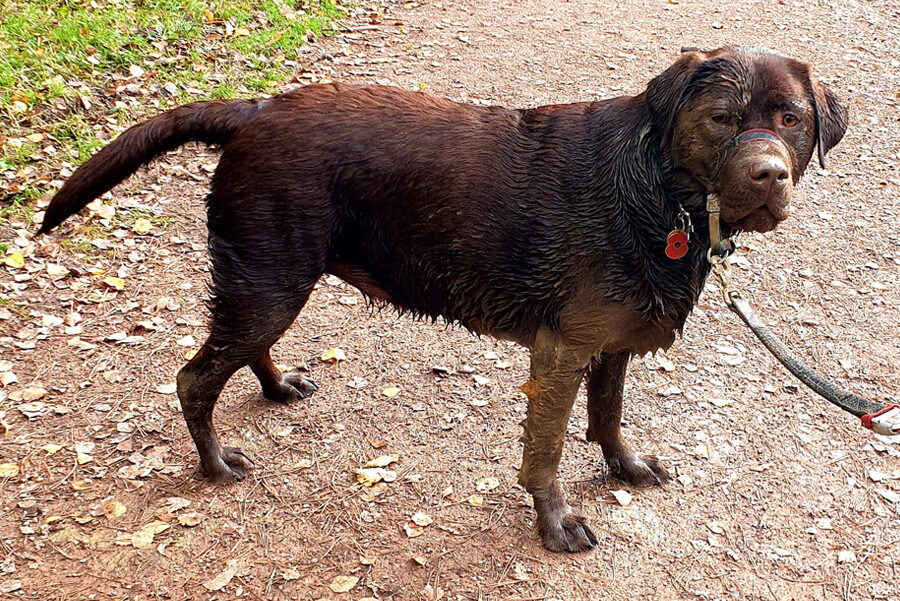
[37,98,265,235]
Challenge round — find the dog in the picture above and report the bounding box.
[38,46,847,552]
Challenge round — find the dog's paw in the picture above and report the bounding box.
[202,447,255,483]
[537,509,598,553]
[264,372,318,404]
[607,453,670,488]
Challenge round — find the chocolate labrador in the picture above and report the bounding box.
[38,46,847,552]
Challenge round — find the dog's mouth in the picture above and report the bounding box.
[728,203,789,233]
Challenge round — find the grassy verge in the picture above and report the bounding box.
[0,0,345,226]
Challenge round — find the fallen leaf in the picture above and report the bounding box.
[467,494,483,506]
[0,463,20,478]
[320,347,346,363]
[475,477,499,492]
[365,454,398,468]
[404,522,424,538]
[75,441,95,464]
[611,490,633,506]
[70,480,91,491]
[176,335,195,347]
[178,512,203,527]
[17,401,47,420]
[203,559,239,591]
[46,263,69,279]
[10,387,46,402]
[163,497,191,512]
[104,500,127,519]
[155,382,177,395]
[328,575,359,593]
[381,387,401,398]
[1,372,17,386]
[103,276,125,290]
[473,375,490,386]
[41,314,63,328]
[838,550,856,563]
[411,511,433,527]
[132,218,152,234]
[283,568,301,581]
[875,488,900,504]
[356,467,396,487]
[5,253,25,269]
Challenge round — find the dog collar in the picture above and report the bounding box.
[668,128,782,260]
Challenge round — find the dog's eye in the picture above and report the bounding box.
[711,113,728,124]
[782,113,799,128]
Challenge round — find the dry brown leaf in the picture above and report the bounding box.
[328,575,359,593]
[203,558,239,591]
[10,387,47,402]
[404,522,424,538]
[178,512,203,527]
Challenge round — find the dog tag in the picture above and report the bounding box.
[665,230,689,260]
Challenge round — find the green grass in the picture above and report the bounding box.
[0,0,345,219]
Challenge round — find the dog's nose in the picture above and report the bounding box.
[748,157,789,190]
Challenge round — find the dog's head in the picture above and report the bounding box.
[646,46,848,233]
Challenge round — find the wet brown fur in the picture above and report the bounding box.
[37,46,847,553]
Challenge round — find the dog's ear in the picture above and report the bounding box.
[645,50,707,146]
[808,75,848,168]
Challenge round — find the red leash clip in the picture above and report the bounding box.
[861,405,900,436]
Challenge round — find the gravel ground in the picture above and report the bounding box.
[2,1,899,600]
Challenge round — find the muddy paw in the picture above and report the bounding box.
[607,453,670,488]
[202,447,255,483]
[537,509,598,553]
[264,372,318,404]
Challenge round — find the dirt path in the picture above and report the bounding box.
[2,1,899,599]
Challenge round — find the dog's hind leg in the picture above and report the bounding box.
[177,295,314,483]
[519,327,597,553]
[585,352,670,487]
[250,349,318,404]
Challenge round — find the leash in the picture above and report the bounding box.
[705,194,900,437]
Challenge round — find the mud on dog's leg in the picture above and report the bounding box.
[519,327,597,553]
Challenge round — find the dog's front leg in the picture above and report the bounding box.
[518,327,597,553]
[586,352,670,487]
